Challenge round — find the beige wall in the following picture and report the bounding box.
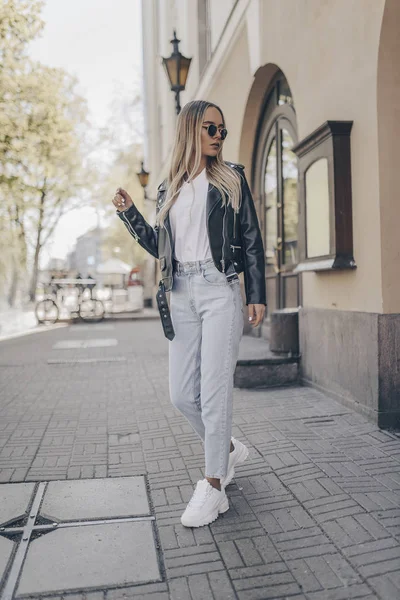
[209,0,236,51]
[206,0,387,314]
[142,0,238,198]
[253,0,385,314]
[143,0,400,315]
[206,26,253,162]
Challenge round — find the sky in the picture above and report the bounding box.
[29,0,142,265]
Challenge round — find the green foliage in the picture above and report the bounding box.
[96,89,148,267]
[0,0,90,303]
[0,0,44,62]
[0,1,146,304]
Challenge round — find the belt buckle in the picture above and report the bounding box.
[226,271,239,283]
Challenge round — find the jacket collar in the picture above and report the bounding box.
[158,179,168,192]
[206,183,222,219]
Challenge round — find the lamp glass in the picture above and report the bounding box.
[138,170,149,188]
[163,55,179,89]
[178,56,191,88]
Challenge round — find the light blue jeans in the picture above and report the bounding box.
[168,258,244,479]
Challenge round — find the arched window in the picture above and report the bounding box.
[253,71,300,314]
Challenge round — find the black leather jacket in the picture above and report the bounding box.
[118,162,266,306]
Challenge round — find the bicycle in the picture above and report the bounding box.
[35,295,59,324]
[35,279,105,324]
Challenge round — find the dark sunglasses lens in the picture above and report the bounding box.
[206,125,227,140]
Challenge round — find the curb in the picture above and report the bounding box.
[0,323,68,343]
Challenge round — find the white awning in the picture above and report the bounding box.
[96,259,132,275]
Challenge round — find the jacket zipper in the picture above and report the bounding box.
[221,203,227,273]
[230,210,241,253]
[121,211,140,243]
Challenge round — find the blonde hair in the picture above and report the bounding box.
[156,100,242,227]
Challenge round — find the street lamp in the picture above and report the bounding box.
[136,161,149,199]
[162,30,192,115]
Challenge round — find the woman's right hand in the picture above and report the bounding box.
[112,188,134,212]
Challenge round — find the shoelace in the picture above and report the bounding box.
[187,482,213,508]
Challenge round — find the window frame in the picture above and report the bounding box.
[292,120,356,273]
[253,103,299,275]
[251,71,301,311]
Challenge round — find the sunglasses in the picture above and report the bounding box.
[202,124,228,140]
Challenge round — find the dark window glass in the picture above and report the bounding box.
[264,138,278,267]
[282,128,298,264]
[278,78,293,105]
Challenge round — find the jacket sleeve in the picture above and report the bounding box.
[118,204,159,259]
[238,169,267,306]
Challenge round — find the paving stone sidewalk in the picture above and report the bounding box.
[1,321,400,600]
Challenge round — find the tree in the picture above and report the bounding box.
[0,1,91,304]
[96,86,148,268]
[21,65,89,300]
[0,0,44,303]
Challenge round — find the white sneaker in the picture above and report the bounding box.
[181,479,229,528]
[221,437,249,488]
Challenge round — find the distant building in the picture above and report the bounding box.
[38,257,68,286]
[46,258,67,272]
[66,249,77,272]
[74,227,103,277]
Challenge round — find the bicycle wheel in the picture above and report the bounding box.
[35,298,59,324]
[79,299,105,323]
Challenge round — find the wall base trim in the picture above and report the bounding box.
[302,376,400,431]
[300,305,400,431]
[301,376,378,422]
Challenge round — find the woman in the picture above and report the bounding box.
[112,100,266,528]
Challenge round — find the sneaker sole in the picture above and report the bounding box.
[181,497,229,528]
[222,443,249,488]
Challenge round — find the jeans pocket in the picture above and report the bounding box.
[201,265,227,286]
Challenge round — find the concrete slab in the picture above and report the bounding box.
[40,477,149,521]
[0,482,35,526]
[53,338,118,349]
[16,521,160,596]
[0,536,15,586]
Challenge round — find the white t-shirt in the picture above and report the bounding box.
[169,168,212,262]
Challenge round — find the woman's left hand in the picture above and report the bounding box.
[248,304,266,327]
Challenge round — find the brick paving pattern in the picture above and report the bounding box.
[1,320,400,599]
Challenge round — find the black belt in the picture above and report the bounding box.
[156,280,175,341]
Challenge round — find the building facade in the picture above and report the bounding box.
[73,228,103,278]
[141,0,400,428]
